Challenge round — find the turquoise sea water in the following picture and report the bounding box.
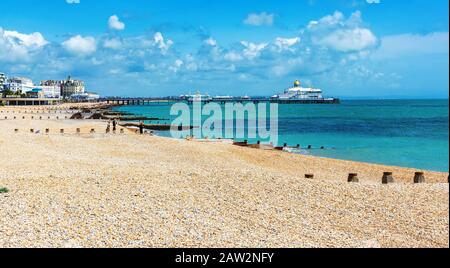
[114,99,449,172]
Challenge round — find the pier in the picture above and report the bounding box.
[102,97,341,105]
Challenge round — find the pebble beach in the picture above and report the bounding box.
[0,104,448,248]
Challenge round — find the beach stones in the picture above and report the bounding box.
[414,172,425,184]
[348,173,359,183]
[382,172,394,184]
[305,174,314,179]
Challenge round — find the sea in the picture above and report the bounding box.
[113,99,449,172]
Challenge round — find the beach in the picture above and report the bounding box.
[0,104,448,248]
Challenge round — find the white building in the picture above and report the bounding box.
[40,80,62,99]
[6,77,34,94]
[0,73,7,90]
[32,85,61,99]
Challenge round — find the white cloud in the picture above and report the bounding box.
[62,35,96,55]
[3,30,48,48]
[240,41,268,59]
[175,59,184,67]
[153,32,173,54]
[273,37,301,52]
[169,59,184,73]
[108,15,125,31]
[103,38,122,50]
[308,11,377,52]
[307,11,344,30]
[0,28,48,62]
[204,37,217,46]
[316,28,377,52]
[224,51,243,62]
[243,12,275,26]
[66,0,80,4]
[366,0,381,4]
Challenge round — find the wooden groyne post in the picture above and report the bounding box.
[348,173,359,183]
[382,172,394,184]
[414,172,425,184]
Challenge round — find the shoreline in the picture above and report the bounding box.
[0,103,448,248]
[110,104,449,173]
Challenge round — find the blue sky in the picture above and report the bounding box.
[0,0,448,98]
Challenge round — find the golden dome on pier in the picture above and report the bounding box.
[294,80,301,87]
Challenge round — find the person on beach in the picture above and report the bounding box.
[106,122,111,134]
[139,121,144,134]
[113,119,117,132]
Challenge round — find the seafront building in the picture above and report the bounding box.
[35,85,61,99]
[5,77,34,94]
[61,76,85,99]
[40,80,62,99]
[0,72,7,90]
[0,72,96,105]
[26,88,45,98]
[1,77,60,98]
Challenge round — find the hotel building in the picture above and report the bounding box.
[61,76,85,99]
